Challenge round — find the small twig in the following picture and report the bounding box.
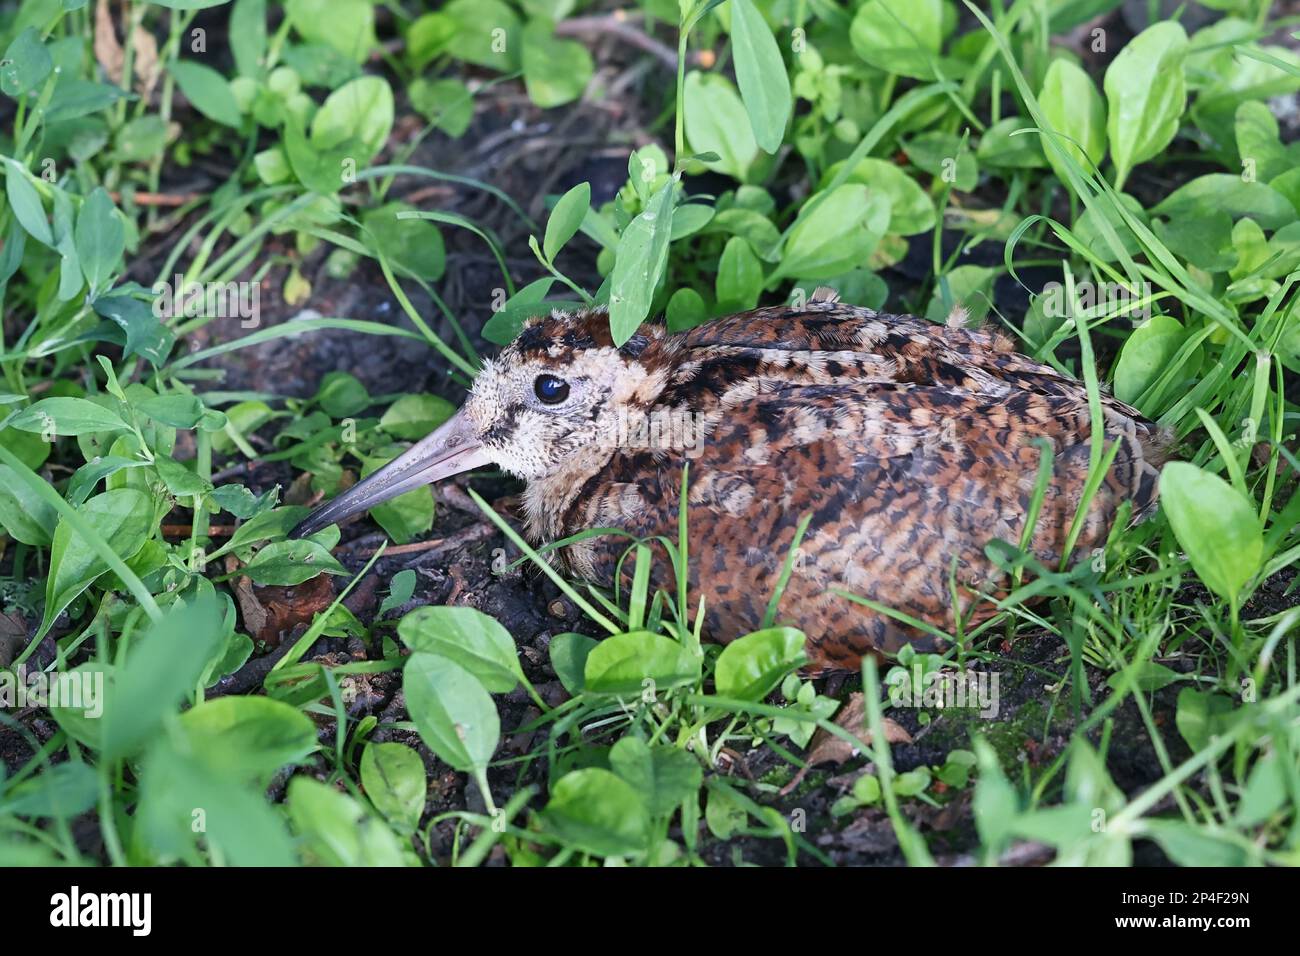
[407,523,498,568]
[400,183,457,206]
[556,12,687,71]
[357,535,449,558]
[110,189,203,207]
[210,460,259,483]
[163,523,236,538]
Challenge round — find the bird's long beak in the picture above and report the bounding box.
[290,410,490,539]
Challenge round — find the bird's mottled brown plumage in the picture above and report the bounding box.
[475,295,1168,673]
[296,294,1168,673]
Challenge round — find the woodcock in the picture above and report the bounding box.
[293,292,1168,673]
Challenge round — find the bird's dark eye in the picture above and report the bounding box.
[533,374,570,405]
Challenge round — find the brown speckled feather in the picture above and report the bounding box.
[501,299,1167,673]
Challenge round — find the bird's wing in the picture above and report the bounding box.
[561,376,1161,666]
[673,299,1134,409]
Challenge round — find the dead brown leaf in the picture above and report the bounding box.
[778,693,912,795]
[252,573,337,646]
[130,23,160,99]
[231,572,269,642]
[93,0,160,99]
[0,611,29,669]
[94,0,124,85]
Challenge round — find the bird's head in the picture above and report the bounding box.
[291,309,670,538]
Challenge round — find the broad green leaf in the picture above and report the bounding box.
[1105,661,1184,693]
[608,178,675,346]
[379,393,455,441]
[378,568,417,618]
[704,781,749,839]
[541,768,650,857]
[522,21,593,108]
[1104,21,1188,189]
[155,457,213,498]
[665,286,708,332]
[777,185,889,280]
[10,397,129,436]
[114,115,168,162]
[221,505,308,557]
[137,393,205,428]
[74,187,124,292]
[287,777,410,866]
[976,116,1048,169]
[609,737,703,818]
[924,264,998,324]
[101,593,227,760]
[1143,819,1249,867]
[1008,803,1092,847]
[850,0,948,80]
[284,119,353,194]
[730,0,791,153]
[902,131,978,191]
[825,158,935,235]
[971,738,1018,854]
[403,652,500,774]
[583,631,700,697]
[0,463,57,544]
[1235,100,1290,182]
[362,203,445,281]
[360,742,427,835]
[409,76,473,137]
[714,627,807,701]
[93,293,176,367]
[1073,192,1148,263]
[1113,315,1189,408]
[45,79,127,123]
[207,484,272,521]
[230,0,268,78]
[285,0,376,62]
[172,60,242,127]
[544,182,591,261]
[704,208,780,257]
[43,488,152,635]
[684,71,758,180]
[0,762,96,819]
[1151,211,1236,273]
[5,161,52,246]
[1153,174,1295,230]
[136,736,296,866]
[1158,462,1262,602]
[52,190,83,302]
[311,75,394,162]
[362,451,434,545]
[406,13,457,71]
[670,202,715,240]
[440,0,521,70]
[398,606,522,694]
[1235,753,1287,826]
[549,632,598,695]
[49,663,113,750]
[1174,688,1235,752]
[240,538,347,586]
[481,276,556,345]
[0,28,52,98]
[177,695,317,784]
[715,235,763,311]
[211,400,273,454]
[1039,58,1106,179]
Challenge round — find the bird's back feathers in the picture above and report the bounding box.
[524,301,1166,670]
